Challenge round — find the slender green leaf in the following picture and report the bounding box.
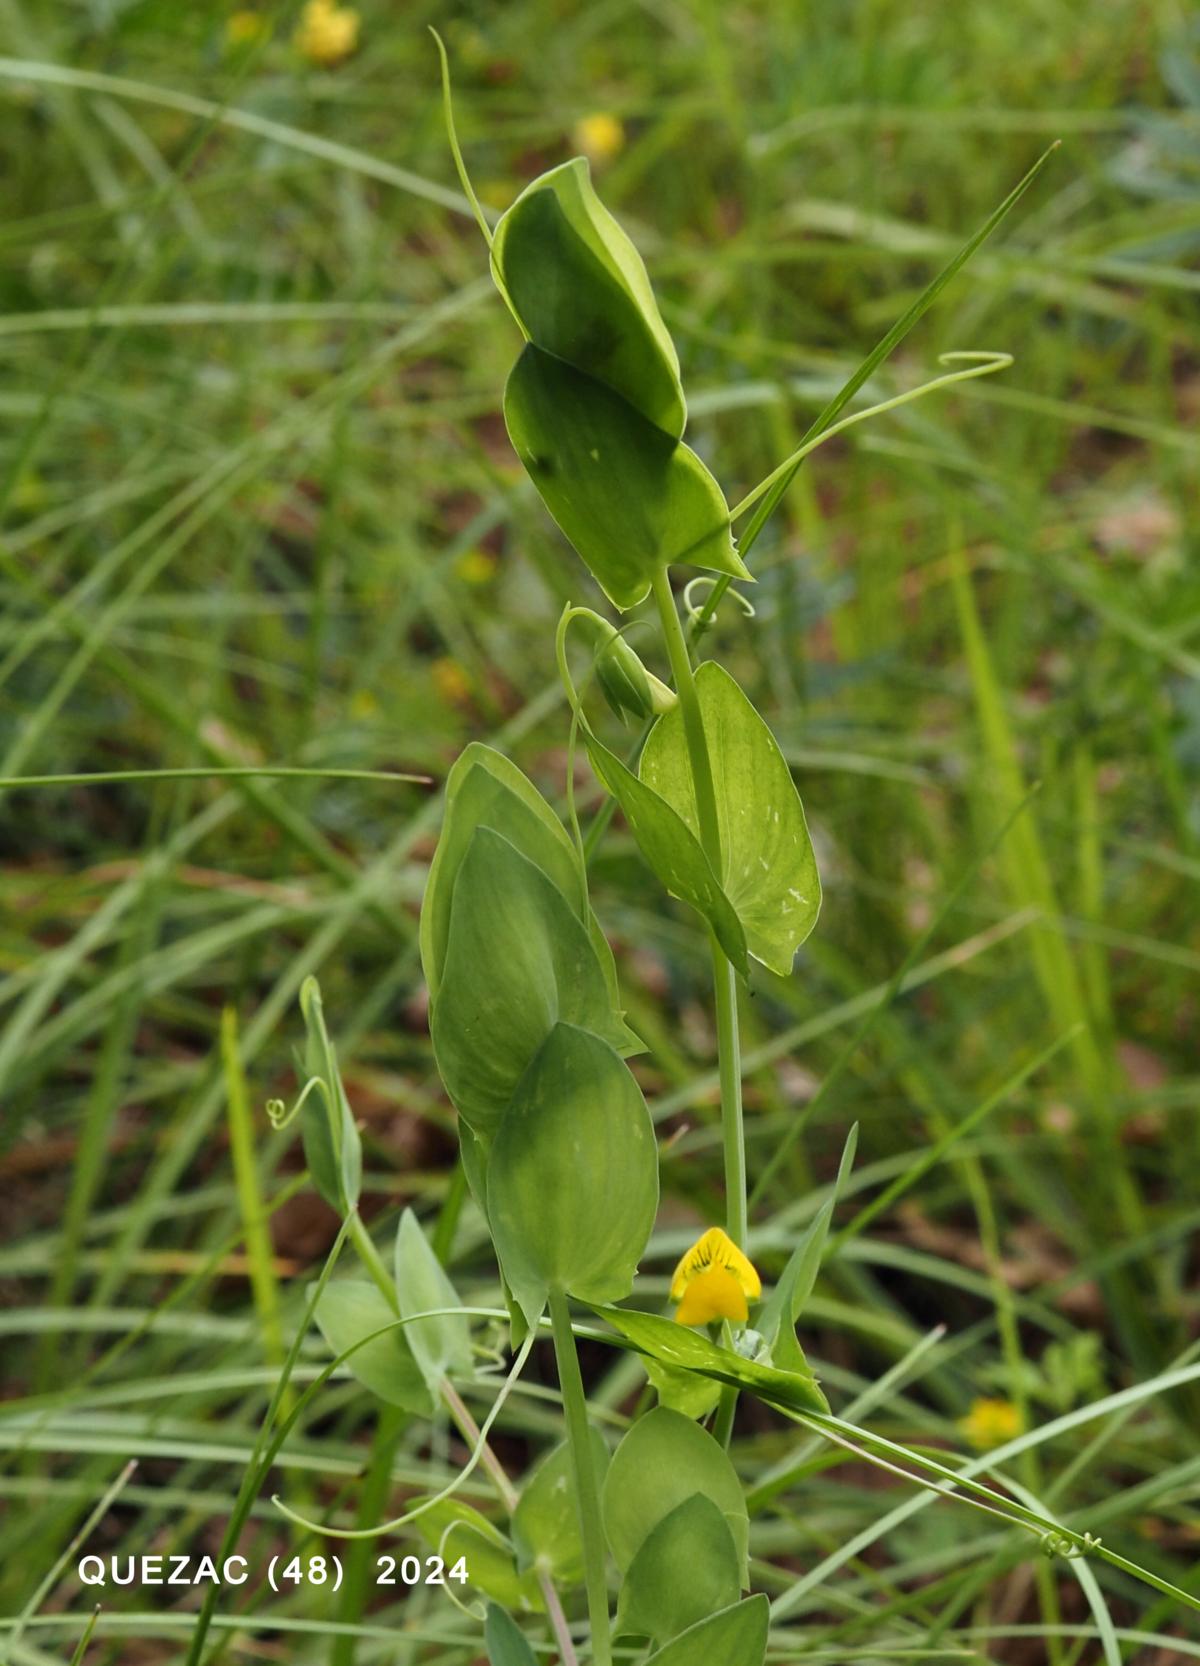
[693,142,1060,627]
[641,662,820,975]
[590,1304,829,1414]
[298,976,361,1214]
[757,1124,858,1371]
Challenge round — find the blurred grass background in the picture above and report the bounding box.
[0,0,1198,1662]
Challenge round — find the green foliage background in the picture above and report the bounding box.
[0,1,1198,1662]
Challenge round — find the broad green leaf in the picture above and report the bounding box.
[298,976,361,1213]
[591,1304,829,1415]
[488,1023,659,1327]
[758,1124,857,1374]
[504,345,750,612]
[602,1407,747,1583]
[614,1494,741,1645]
[644,1595,770,1666]
[641,662,820,976]
[492,158,685,438]
[484,1605,539,1666]
[313,1280,430,1415]
[582,725,749,976]
[394,1208,473,1393]
[431,829,641,1139]
[420,744,590,1002]
[414,1502,541,1613]
[513,1430,609,1585]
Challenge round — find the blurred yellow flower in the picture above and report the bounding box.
[294,0,359,67]
[671,1227,761,1327]
[226,10,269,47]
[349,688,378,720]
[960,1397,1024,1450]
[456,548,497,586]
[431,657,471,707]
[573,113,625,165]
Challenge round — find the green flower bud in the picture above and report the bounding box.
[575,609,677,724]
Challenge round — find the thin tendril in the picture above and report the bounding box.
[272,1328,536,1540]
[682,575,756,633]
[728,350,1014,525]
[564,707,589,915]
[265,1075,323,1131]
[436,1519,487,1621]
[429,29,492,249]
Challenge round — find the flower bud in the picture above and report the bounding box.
[576,609,676,724]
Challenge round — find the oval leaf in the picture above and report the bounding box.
[313,1280,430,1415]
[504,344,749,612]
[602,1407,748,1583]
[614,1493,741,1645]
[641,662,821,976]
[644,1595,770,1666]
[431,828,641,1139]
[513,1430,610,1585]
[394,1208,473,1393]
[492,157,685,437]
[582,724,748,975]
[487,1023,659,1327]
[484,1605,539,1666]
[421,744,589,1002]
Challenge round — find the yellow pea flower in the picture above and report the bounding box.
[573,113,625,166]
[960,1397,1024,1450]
[294,0,359,67]
[670,1227,761,1327]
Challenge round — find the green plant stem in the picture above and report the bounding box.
[444,1378,580,1666]
[650,567,749,1252]
[347,1213,577,1662]
[549,1288,612,1666]
[712,945,748,1249]
[650,567,722,862]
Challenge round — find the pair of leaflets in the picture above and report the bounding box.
[493,158,750,611]
[421,743,658,1328]
[585,660,821,980]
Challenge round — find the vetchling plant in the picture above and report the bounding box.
[235,55,1200,1666]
